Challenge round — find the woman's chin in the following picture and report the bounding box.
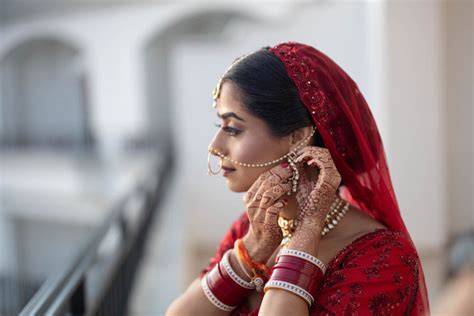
[226,182,245,193]
[225,179,249,193]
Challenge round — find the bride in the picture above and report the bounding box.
[166,42,430,316]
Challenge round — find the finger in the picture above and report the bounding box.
[243,167,279,203]
[294,146,326,163]
[243,163,292,203]
[305,159,340,190]
[295,145,323,156]
[259,182,292,209]
[308,154,336,171]
[295,148,337,174]
[264,197,288,225]
[253,170,292,204]
[252,182,291,224]
[246,204,260,221]
[255,165,292,193]
[267,162,293,182]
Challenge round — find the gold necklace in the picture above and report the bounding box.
[278,195,349,247]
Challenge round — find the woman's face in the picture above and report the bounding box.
[209,81,291,192]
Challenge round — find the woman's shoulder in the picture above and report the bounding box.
[314,229,421,315]
[321,227,421,293]
[328,228,418,270]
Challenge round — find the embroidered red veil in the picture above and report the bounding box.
[267,41,430,314]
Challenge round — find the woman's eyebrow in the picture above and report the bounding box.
[216,112,246,122]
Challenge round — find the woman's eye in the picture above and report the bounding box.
[213,123,240,136]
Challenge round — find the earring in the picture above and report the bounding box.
[208,150,223,175]
[286,151,299,195]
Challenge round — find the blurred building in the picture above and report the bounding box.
[0,0,472,315]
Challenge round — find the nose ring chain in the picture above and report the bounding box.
[207,127,316,193]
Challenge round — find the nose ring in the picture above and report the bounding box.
[207,148,223,175]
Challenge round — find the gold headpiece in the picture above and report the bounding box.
[212,54,248,108]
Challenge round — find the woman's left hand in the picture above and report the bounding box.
[289,146,342,246]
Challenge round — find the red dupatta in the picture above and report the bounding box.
[268,42,430,315]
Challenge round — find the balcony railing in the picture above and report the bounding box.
[19,150,173,316]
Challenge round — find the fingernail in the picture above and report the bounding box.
[280,162,289,168]
[275,201,284,208]
[283,197,288,203]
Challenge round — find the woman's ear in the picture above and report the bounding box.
[289,126,314,149]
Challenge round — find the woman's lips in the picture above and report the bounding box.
[222,166,236,176]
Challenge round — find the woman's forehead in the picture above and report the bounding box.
[216,82,248,119]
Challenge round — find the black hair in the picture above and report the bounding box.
[222,47,344,187]
[221,47,325,147]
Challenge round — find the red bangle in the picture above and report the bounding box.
[274,256,321,270]
[275,255,324,289]
[206,262,252,306]
[271,267,314,286]
[207,265,234,304]
[272,262,319,277]
[268,255,325,299]
[275,254,324,276]
[276,254,320,267]
[219,261,253,299]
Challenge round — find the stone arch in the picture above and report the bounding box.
[0,36,94,149]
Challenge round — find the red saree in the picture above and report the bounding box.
[200,42,429,315]
[199,211,422,315]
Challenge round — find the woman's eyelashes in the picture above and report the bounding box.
[214,123,241,136]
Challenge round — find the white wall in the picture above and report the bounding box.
[445,0,473,237]
[386,0,449,250]
[1,1,467,308]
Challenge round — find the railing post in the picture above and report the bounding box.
[69,279,85,315]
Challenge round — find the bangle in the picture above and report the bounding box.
[221,250,254,289]
[272,262,320,277]
[274,255,324,296]
[207,263,246,306]
[263,250,326,307]
[274,255,323,275]
[201,251,254,311]
[271,263,323,294]
[201,273,237,311]
[234,239,269,292]
[235,239,271,276]
[232,248,254,281]
[276,248,326,274]
[264,280,313,306]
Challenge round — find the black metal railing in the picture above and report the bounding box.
[19,150,174,316]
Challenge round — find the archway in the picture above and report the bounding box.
[0,37,93,149]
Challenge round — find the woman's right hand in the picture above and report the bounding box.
[241,162,293,263]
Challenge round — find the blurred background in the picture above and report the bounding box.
[0,0,472,315]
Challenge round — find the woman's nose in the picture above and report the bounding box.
[209,133,226,157]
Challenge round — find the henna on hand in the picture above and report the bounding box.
[290,146,342,245]
[242,163,292,263]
